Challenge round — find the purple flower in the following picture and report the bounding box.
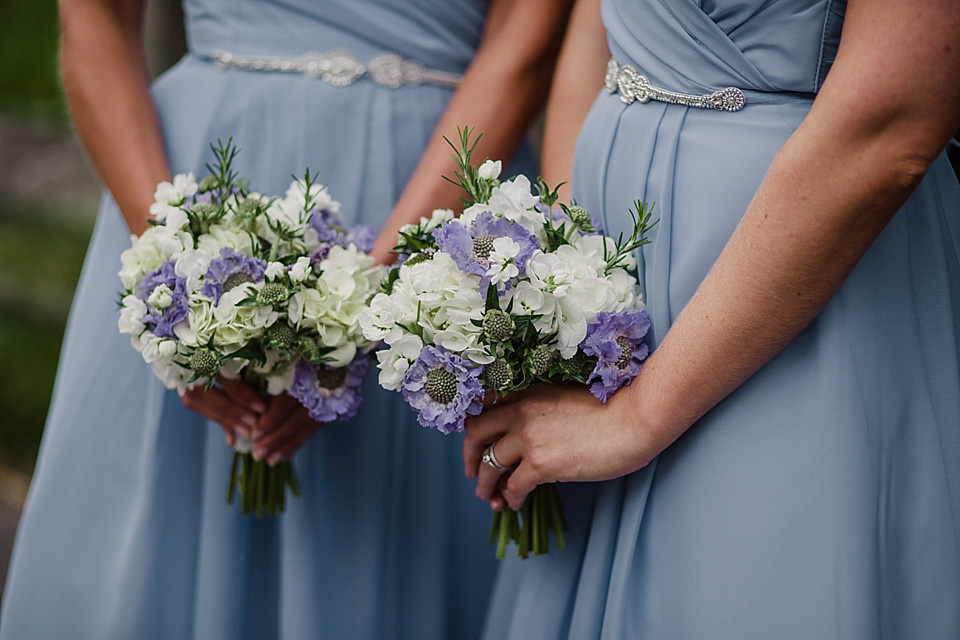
[433,211,540,293]
[201,247,267,303]
[136,261,189,339]
[580,310,651,402]
[289,355,370,423]
[401,345,484,434]
[308,208,349,246]
[346,225,376,253]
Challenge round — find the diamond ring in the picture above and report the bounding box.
[481,441,509,473]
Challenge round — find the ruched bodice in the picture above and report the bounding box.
[184,0,486,72]
[605,0,846,95]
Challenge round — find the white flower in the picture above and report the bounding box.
[486,236,521,288]
[117,295,147,336]
[174,298,217,347]
[398,208,456,237]
[264,261,286,281]
[173,247,213,294]
[289,256,313,283]
[376,334,423,390]
[478,159,502,181]
[147,283,174,309]
[149,173,197,222]
[211,285,278,351]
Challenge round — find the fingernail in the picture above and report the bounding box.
[252,448,264,461]
[268,454,283,466]
[252,400,266,413]
[241,414,257,429]
[251,429,263,439]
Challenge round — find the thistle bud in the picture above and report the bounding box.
[526,344,554,377]
[402,250,434,267]
[482,358,514,391]
[559,350,590,378]
[266,323,296,350]
[296,335,321,363]
[189,347,221,378]
[482,309,515,342]
[567,205,594,231]
[256,282,289,306]
[189,202,219,219]
[236,197,262,218]
[197,175,219,193]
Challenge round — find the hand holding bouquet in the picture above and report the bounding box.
[360,129,654,556]
[118,141,382,516]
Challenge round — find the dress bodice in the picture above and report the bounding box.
[183,0,489,72]
[605,0,846,95]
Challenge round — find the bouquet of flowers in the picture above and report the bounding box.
[118,141,382,516]
[360,129,654,557]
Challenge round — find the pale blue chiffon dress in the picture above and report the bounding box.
[483,1,960,638]
[1,1,528,638]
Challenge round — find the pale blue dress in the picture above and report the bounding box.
[1,1,531,638]
[483,1,960,638]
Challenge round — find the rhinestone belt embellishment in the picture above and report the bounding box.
[211,50,463,89]
[604,58,746,112]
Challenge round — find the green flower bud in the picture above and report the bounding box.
[482,358,514,391]
[296,336,321,363]
[257,282,289,306]
[526,344,554,377]
[265,323,296,350]
[425,366,458,405]
[190,202,219,219]
[567,205,594,231]
[197,175,219,193]
[189,347,221,378]
[482,309,515,342]
[236,197,262,218]
[559,350,590,378]
[402,251,434,267]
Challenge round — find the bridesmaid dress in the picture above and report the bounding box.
[1,1,533,638]
[483,1,960,638]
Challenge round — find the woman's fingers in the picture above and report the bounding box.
[180,386,259,441]
[252,405,323,464]
[253,393,299,438]
[217,376,266,413]
[463,404,513,478]
[503,461,539,510]
[475,434,521,501]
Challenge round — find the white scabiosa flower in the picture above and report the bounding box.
[149,173,197,222]
[376,333,424,391]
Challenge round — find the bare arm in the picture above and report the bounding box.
[465,0,960,508]
[540,0,608,201]
[59,0,170,235]
[370,0,573,263]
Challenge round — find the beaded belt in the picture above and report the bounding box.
[604,57,746,112]
[211,50,463,89]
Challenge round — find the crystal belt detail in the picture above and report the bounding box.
[211,50,463,89]
[604,58,746,112]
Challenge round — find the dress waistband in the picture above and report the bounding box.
[604,57,816,111]
[207,49,463,89]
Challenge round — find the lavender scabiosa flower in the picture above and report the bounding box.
[580,310,651,402]
[433,211,539,293]
[289,355,370,423]
[136,261,189,339]
[201,247,267,303]
[402,345,484,434]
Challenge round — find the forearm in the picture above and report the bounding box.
[620,0,960,457]
[541,0,608,200]
[372,0,571,262]
[60,0,170,235]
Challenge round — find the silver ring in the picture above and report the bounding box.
[481,441,509,473]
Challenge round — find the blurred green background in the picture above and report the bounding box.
[0,0,186,484]
[0,0,89,479]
